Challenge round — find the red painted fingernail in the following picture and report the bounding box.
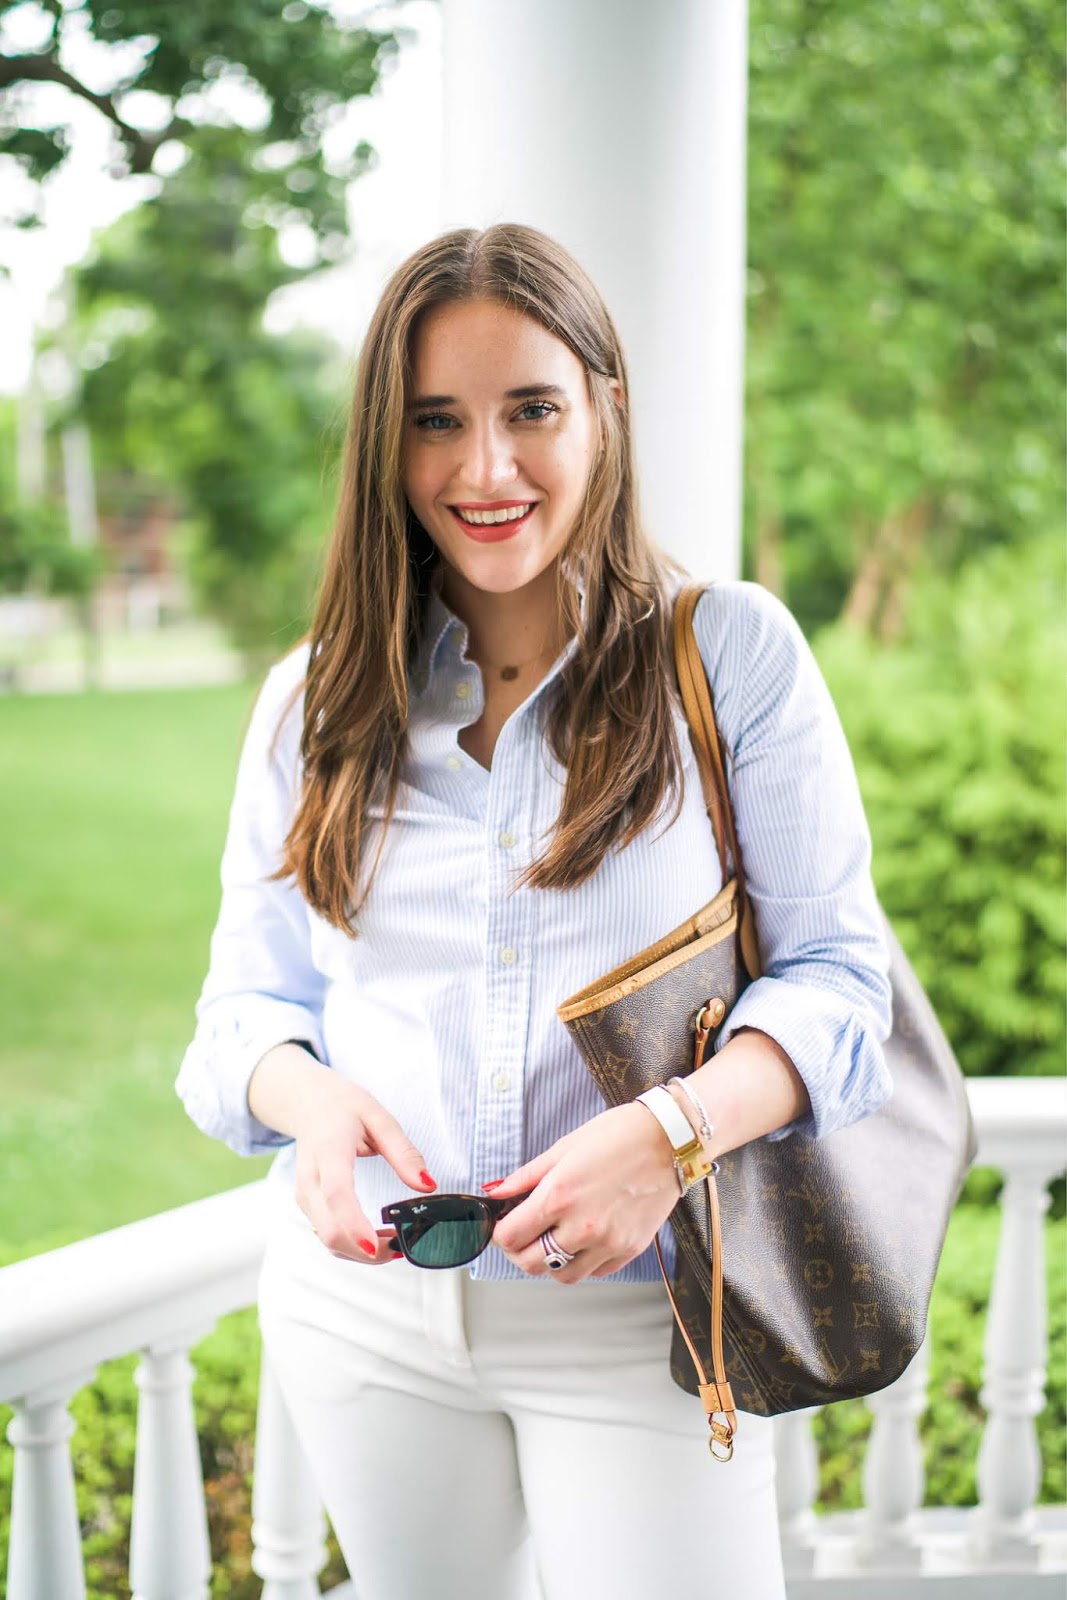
[359,1238,377,1255]
[419,1170,437,1189]
[482,1179,504,1192]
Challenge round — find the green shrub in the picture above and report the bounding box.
[815,535,1066,1082]
[0,499,104,600]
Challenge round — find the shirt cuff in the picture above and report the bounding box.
[714,974,892,1143]
[175,1000,328,1158]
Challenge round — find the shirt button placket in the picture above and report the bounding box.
[472,730,535,1262]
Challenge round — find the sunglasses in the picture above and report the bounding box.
[381,1191,529,1269]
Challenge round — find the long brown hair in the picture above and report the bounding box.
[278,223,689,931]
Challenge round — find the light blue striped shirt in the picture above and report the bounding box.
[176,576,892,1282]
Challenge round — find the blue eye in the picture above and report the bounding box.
[412,400,559,432]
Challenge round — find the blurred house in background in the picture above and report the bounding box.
[95,486,186,633]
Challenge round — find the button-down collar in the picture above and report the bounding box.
[412,559,587,704]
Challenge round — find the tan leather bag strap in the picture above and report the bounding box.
[653,1183,737,1460]
[672,583,760,979]
[673,586,731,883]
[649,583,764,1459]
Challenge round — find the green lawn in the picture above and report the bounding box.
[0,683,275,1256]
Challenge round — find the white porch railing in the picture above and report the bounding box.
[1,1077,1064,1600]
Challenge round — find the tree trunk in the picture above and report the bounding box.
[842,500,930,636]
[877,500,930,642]
[75,593,102,691]
[753,507,786,597]
[841,525,888,632]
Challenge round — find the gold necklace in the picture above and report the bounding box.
[471,639,565,683]
[498,650,554,682]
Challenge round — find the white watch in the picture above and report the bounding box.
[635,1085,715,1194]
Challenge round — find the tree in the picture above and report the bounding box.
[1,0,394,233]
[72,129,349,658]
[1,0,400,650]
[0,494,100,600]
[746,0,1065,631]
[0,399,105,685]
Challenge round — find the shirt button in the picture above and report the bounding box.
[492,1072,511,1092]
[445,755,462,771]
[455,681,472,700]
[499,946,518,966]
[498,831,517,850]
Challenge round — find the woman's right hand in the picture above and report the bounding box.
[250,1043,436,1265]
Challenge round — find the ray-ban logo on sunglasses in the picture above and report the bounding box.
[382,1191,530,1270]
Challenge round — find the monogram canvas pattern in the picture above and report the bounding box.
[562,890,977,1416]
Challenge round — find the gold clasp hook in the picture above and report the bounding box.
[692,998,727,1070]
[708,1416,735,1462]
[693,997,727,1035]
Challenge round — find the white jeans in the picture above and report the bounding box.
[257,1206,787,1600]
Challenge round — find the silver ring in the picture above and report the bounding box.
[539,1229,575,1271]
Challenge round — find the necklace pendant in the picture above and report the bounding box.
[500,665,519,682]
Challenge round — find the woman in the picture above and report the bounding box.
[176,223,892,1600]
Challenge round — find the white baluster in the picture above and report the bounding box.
[854,1328,930,1570]
[251,1350,329,1599]
[129,1329,214,1600]
[968,1165,1054,1567]
[6,1372,95,1600]
[774,1408,821,1575]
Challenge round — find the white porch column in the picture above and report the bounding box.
[129,1330,214,1600]
[6,1374,94,1600]
[854,1328,931,1570]
[968,1165,1057,1567]
[251,1352,330,1599]
[440,0,750,581]
[774,1409,821,1576]
[966,1079,1067,1570]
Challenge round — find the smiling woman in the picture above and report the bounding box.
[400,295,618,761]
[403,300,607,599]
[275,226,691,933]
[175,223,893,1600]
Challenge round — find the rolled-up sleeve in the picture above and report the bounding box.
[692,582,892,1142]
[175,643,326,1157]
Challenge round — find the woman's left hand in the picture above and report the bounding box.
[487,1102,681,1282]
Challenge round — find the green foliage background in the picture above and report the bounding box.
[745,0,1065,626]
[817,535,1066,1080]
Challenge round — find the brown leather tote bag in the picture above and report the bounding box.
[557,583,977,1460]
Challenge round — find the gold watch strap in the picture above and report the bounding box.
[636,1086,715,1189]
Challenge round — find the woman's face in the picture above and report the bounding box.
[402,297,611,600]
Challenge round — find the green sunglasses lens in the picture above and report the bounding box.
[399,1198,493,1267]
